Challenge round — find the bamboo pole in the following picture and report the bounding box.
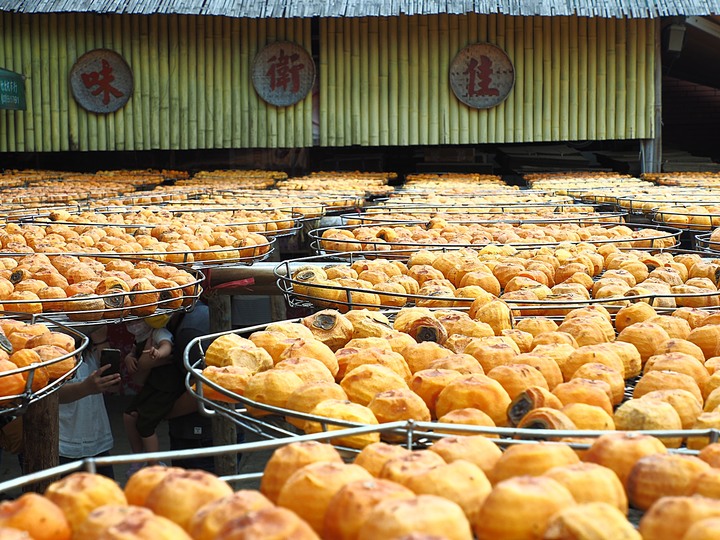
[532,16,543,141]
[276,19,286,148]
[522,17,533,142]
[140,16,151,148]
[408,16,419,144]
[369,17,380,146]
[542,17,551,141]
[343,18,352,146]
[596,18,607,140]
[39,14,52,151]
[301,18,310,147]
[587,17,597,141]
[616,17,627,139]
[248,19,258,147]
[95,15,108,151]
[104,15,115,150]
[626,19,637,139]
[486,14,498,143]
[560,17,570,141]
[256,20,267,147]
[196,17,206,148]
[21,14,34,151]
[230,17,241,148]
[418,16,429,144]
[385,17,404,146]
[178,16,188,149]
[337,18,346,147]
[75,14,86,151]
[568,16,578,141]
[112,14,124,150]
[85,14,99,151]
[438,14,450,144]
[56,13,68,151]
[360,17,370,145]
[606,18,616,139]
[130,15,143,149]
[222,17,231,148]
[550,17,560,140]
[512,16,524,143]
[379,17,389,146]
[350,17,361,144]
[204,16,215,148]
[637,18,647,137]
[644,19,654,138]
[323,18,337,146]
[398,15,409,146]
[169,15,181,149]
[187,17,198,149]
[266,18,276,149]
[428,15,440,145]
[30,14,42,151]
[240,18,250,147]
[213,16,225,148]
[121,15,133,150]
[470,13,480,144]
[456,14,468,144]
[282,19,293,148]
[578,17,588,141]
[504,16,515,143]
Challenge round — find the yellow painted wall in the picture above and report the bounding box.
[0,13,313,151]
[320,15,656,146]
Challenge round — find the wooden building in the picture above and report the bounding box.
[1,1,720,172]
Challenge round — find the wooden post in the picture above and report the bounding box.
[207,291,237,476]
[22,393,59,492]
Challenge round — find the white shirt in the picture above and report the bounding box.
[58,348,114,459]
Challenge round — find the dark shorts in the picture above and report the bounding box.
[125,385,182,438]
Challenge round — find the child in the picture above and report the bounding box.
[123,315,185,473]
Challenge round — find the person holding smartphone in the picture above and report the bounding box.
[58,324,121,479]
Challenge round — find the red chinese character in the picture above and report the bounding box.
[464,55,500,98]
[266,49,305,93]
[81,59,124,105]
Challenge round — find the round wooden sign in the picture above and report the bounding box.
[252,41,315,107]
[70,49,133,114]
[449,43,515,109]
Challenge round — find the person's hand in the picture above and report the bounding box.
[143,346,159,362]
[124,353,138,375]
[87,364,121,394]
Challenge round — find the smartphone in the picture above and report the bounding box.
[100,348,122,376]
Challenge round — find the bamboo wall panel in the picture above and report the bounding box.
[0,13,313,151]
[319,14,656,146]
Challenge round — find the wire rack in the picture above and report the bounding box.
[274,248,720,315]
[182,313,720,455]
[307,221,683,259]
[0,312,88,418]
[0,254,205,327]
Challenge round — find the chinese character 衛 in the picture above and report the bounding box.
[81,59,124,105]
[265,49,305,93]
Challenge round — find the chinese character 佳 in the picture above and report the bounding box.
[265,49,305,93]
[81,59,123,105]
[464,55,500,98]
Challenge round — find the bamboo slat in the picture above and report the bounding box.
[578,17,588,140]
[275,18,286,148]
[533,17,543,141]
[13,14,25,150]
[343,18,353,146]
[606,18,616,139]
[187,16,197,149]
[645,19,655,138]
[387,17,398,145]
[637,19,647,138]
[542,17,552,141]
[369,17,380,145]
[439,14,451,144]
[568,17,578,141]
[379,17,389,145]
[505,15,515,142]
[265,18,277,149]
[203,16,214,148]
[428,15,439,144]
[248,19,258,147]
[112,14,123,150]
[240,18,250,147]
[481,14,491,143]
[418,16,429,144]
[140,15,151,148]
[587,17,597,141]
[159,15,170,150]
[103,14,114,150]
[596,18,607,139]
[326,18,335,146]
[616,17,627,139]
[301,18,311,146]
[523,17,533,142]
[169,15,181,149]
[148,17,162,149]
[398,15,409,145]
[256,20,266,147]
[40,15,52,151]
[360,18,370,145]
[560,17,570,141]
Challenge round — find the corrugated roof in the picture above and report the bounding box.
[1,0,719,18]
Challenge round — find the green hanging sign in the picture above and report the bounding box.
[0,68,26,111]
